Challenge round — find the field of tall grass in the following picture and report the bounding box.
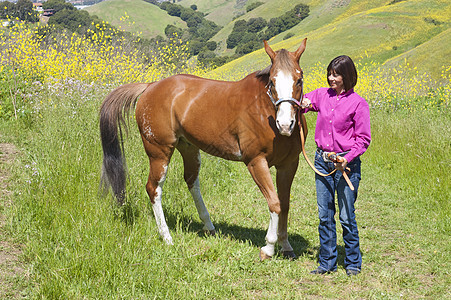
[0,22,449,298]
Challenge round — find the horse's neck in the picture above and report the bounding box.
[240,72,271,101]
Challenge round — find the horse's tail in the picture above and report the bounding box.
[99,83,151,204]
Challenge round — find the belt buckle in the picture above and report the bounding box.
[322,151,332,163]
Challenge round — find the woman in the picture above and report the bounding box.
[300,55,371,276]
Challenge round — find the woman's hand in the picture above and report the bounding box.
[301,97,311,108]
[334,156,348,172]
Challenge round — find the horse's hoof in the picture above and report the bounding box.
[259,249,272,261]
[282,251,297,260]
[205,229,216,236]
[163,237,173,245]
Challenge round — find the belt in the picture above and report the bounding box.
[317,148,349,163]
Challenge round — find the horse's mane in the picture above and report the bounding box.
[256,65,271,78]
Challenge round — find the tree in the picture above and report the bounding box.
[190,5,197,11]
[236,40,260,55]
[180,9,194,21]
[14,0,39,22]
[43,0,75,12]
[294,3,309,19]
[196,20,219,41]
[197,50,216,65]
[188,39,203,55]
[0,1,16,19]
[232,19,247,32]
[166,5,181,17]
[226,31,242,49]
[205,41,217,51]
[247,17,267,33]
[164,24,182,38]
[185,14,202,27]
[48,9,91,34]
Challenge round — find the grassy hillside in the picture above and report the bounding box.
[213,0,450,80]
[178,0,247,26]
[207,0,306,53]
[384,28,451,78]
[85,0,187,39]
[84,0,450,80]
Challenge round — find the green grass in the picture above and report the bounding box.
[384,27,451,80]
[84,0,450,80]
[178,0,247,26]
[0,77,449,298]
[214,0,450,80]
[85,0,187,39]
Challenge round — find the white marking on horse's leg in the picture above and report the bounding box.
[261,212,279,257]
[190,177,215,231]
[151,165,173,244]
[152,188,173,245]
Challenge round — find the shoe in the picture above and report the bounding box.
[346,269,360,276]
[310,267,335,275]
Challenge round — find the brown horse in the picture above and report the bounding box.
[100,39,307,259]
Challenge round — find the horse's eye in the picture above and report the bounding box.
[296,79,303,86]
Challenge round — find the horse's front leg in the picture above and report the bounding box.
[276,159,299,259]
[247,156,281,260]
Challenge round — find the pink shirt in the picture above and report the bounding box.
[302,87,371,162]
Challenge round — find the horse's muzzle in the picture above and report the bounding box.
[276,119,295,136]
[276,101,297,136]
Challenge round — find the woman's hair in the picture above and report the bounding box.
[327,55,358,92]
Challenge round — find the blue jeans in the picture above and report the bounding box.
[314,151,362,272]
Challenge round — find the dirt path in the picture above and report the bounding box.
[0,143,25,298]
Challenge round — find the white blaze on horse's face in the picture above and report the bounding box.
[274,70,297,136]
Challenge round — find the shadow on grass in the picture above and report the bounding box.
[164,212,311,259]
[108,194,311,258]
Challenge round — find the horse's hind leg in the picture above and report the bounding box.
[142,138,175,244]
[177,140,215,234]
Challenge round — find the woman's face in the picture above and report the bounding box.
[328,71,344,93]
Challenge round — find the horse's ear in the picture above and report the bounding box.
[294,38,307,61]
[264,40,276,62]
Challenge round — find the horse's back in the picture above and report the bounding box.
[134,73,298,164]
[135,75,241,155]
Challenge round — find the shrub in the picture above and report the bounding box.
[283,32,295,40]
[206,41,217,51]
[164,25,183,38]
[424,17,443,25]
[0,0,39,22]
[247,17,267,33]
[226,3,309,54]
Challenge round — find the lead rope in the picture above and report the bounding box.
[298,111,337,177]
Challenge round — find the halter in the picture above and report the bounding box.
[266,79,304,108]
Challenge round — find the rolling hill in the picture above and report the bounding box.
[210,0,450,80]
[85,0,187,39]
[85,0,450,80]
[177,0,248,26]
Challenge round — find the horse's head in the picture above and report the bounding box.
[264,39,307,136]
